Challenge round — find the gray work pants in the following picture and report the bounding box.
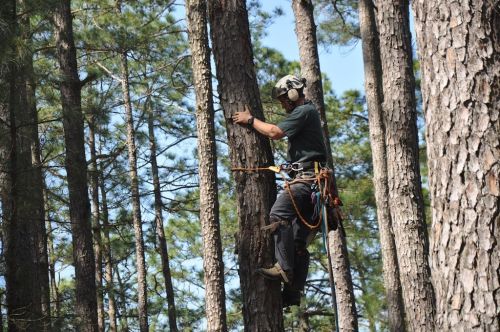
[269,179,316,291]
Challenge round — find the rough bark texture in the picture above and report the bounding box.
[88,113,105,332]
[1,1,43,329]
[412,1,500,330]
[19,1,52,325]
[119,51,148,332]
[99,171,118,332]
[377,0,435,330]
[327,231,358,332]
[207,1,283,330]
[147,111,179,332]
[186,1,228,330]
[358,0,406,330]
[292,1,358,329]
[53,0,99,329]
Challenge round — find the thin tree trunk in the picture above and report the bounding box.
[45,189,61,331]
[207,1,282,330]
[115,266,130,332]
[412,1,500,330]
[186,1,227,331]
[99,166,118,332]
[89,111,105,332]
[147,108,179,332]
[1,1,43,329]
[118,51,148,331]
[291,1,357,330]
[376,1,435,330]
[53,0,98,329]
[358,0,405,330]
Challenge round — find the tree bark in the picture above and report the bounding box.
[358,0,405,330]
[118,50,149,332]
[376,0,435,330]
[207,1,283,330]
[88,111,105,332]
[412,1,500,330]
[53,0,98,329]
[99,167,118,332]
[147,109,180,332]
[291,1,358,330]
[186,1,227,331]
[19,0,51,325]
[1,1,43,329]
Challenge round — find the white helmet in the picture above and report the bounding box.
[271,75,307,101]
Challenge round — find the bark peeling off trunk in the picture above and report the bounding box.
[413,1,500,330]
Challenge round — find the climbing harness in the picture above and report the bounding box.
[232,162,342,331]
[232,162,342,233]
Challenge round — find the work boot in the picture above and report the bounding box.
[282,287,301,308]
[256,263,292,283]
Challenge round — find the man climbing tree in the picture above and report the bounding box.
[233,74,339,308]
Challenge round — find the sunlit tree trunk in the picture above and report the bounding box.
[413,1,500,330]
[186,1,227,331]
[291,1,357,330]
[377,0,435,329]
[358,0,405,330]
[207,0,282,330]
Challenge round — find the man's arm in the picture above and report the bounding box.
[232,105,285,140]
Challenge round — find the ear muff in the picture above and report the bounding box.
[287,88,299,101]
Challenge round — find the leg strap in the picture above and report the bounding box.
[261,218,289,232]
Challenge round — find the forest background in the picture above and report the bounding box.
[0,0,498,331]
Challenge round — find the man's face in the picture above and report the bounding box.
[277,96,294,113]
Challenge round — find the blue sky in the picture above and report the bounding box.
[260,0,365,96]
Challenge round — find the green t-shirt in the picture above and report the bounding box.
[277,102,327,163]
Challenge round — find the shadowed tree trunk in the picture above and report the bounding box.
[358,0,405,330]
[18,0,51,326]
[412,1,500,330]
[186,1,227,331]
[376,0,435,330]
[207,0,283,330]
[291,1,357,330]
[53,0,98,329]
[147,108,179,332]
[1,1,43,329]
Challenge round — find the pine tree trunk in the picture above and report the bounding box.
[358,0,405,330]
[53,0,98,329]
[99,168,118,332]
[291,1,358,330]
[46,192,62,332]
[88,112,105,332]
[19,1,52,325]
[207,1,283,330]
[115,266,130,331]
[0,1,43,329]
[147,109,180,332]
[186,1,228,331]
[119,51,149,332]
[376,1,435,330]
[412,1,500,330]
